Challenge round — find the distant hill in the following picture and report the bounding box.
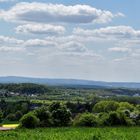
[0,76,140,89]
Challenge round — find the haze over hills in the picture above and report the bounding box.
[0,76,140,89]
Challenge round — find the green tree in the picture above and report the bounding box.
[6,113,16,121]
[15,111,23,121]
[50,103,72,127]
[104,111,121,126]
[34,107,53,127]
[73,113,98,127]
[20,113,39,128]
[0,110,3,123]
[119,102,134,112]
[93,101,119,113]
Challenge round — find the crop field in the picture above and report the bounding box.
[0,127,140,140]
[2,124,19,128]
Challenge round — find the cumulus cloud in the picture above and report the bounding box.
[59,41,87,52]
[0,2,123,24]
[23,37,87,53]
[0,36,25,52]
[15,24,65,35]
[73,26,140,40]
[24,39,57,47]
[0,35,23,44]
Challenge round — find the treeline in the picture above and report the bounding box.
[0,83,50,95]
[106,88,140,96]
[3,101,139,128]
[0,99,30,123]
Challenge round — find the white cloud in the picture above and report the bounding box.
[21,36,101,58]
[0,2,123,24]
[108,47,131,53]
[59,41,87,52]
[0,35,23,45]
[73,26,140,40]
[0,46,25,52]
[0,36,26,52]
[24,39,57,47]
[15,24,65,35]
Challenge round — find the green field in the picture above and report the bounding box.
[0,127,140,140]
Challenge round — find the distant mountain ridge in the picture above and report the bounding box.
[0,76,140,89]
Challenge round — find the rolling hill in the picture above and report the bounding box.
[0,76,140,89]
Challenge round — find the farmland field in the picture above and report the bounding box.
[0,127,140,140]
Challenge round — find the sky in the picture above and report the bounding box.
[0,0,140,82]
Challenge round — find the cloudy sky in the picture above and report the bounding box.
[0,0,140,82]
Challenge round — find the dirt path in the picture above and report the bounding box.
[0,127,14,131]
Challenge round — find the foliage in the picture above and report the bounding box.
[98,110,136,126]
[0,99,30,119]
[93,101,119,113]
[20,113,39,128]
[119,102,135,111]
[50,102,72,126]
[34,107,53,127]
[0,109,3,123]
[0,83,50,95]
[6,113,16,121]
[49,102,61,112]
[73,113,98,127]
[15,111,23,121]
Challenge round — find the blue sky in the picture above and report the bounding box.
[0,0,140,82]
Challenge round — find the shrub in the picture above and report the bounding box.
[130,111,140,125]
[136,105,140,111]
[73,113,98,127]
[49,102,61,112]
[34,107,53,127]
[99,111,135,126]
[0,110,3,123]
[104,111,122,126]
[119,102,134,112]
[93,101,119,113]
[20,113,39,128]
[49,103,72,127]
[15,111,23,121]
[98,113,110,126]
[6,113,16,121]
[52,107,72,127]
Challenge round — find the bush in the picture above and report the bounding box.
[49,102,61,112]
[93,101,119,113]
[118,110,136,126]
[73,113,98,127]
[34,107,53,127]
[52,107,72,127]
[98,113,110,126]
[0,110,3,123]
[129,111,140,125]
[119,102,134,112]
[15,111,23,121]
[104,112,122,126]
[20,113,39,128]
[6,113,16,121]
[99,111,135,126]
[49,103,72,127]
[136,105,140,111]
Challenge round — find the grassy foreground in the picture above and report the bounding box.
[0,127,140,140]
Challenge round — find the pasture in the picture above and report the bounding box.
[0,127,140,140]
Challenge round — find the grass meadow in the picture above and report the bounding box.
[0,127,140,140]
